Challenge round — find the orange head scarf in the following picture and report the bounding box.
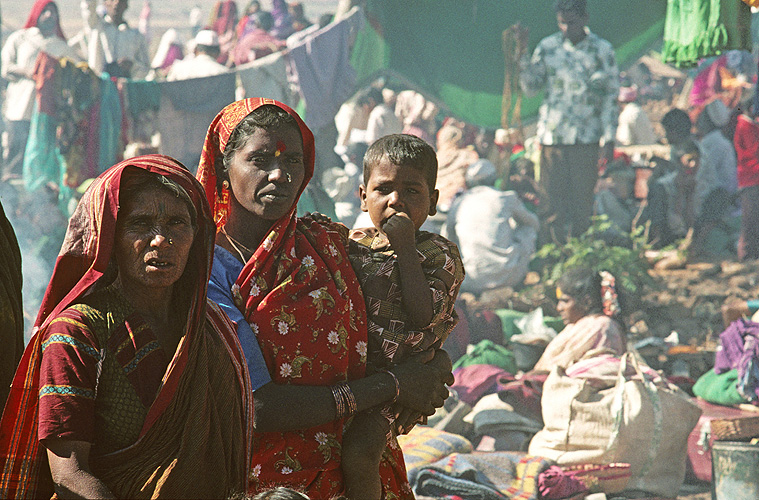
[197,97,315,228]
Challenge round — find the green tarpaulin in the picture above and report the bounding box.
[352,0,668,128]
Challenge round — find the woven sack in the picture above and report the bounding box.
[528,352,702,497]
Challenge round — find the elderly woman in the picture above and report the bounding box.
[197,98,452,499]
[0,155,252,499]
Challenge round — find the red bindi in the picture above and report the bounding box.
[275,141,287,157]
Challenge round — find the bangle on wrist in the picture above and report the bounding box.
[380,369,400,403]
[330,381,357,419]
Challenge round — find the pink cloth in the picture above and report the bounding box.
[690,55,727,107]
[538,465,589,500]
[451,364,513,406]
[233,29,285,65]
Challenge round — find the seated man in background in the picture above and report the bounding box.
[594,160,637,245]
[167,30,229,81]
[444,159,539,295]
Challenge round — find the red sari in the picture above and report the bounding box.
[0,155,253,499]
[198,98,413,499]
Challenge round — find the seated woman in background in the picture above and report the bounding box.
[533,266,626,372]
[197,98,452,499]
[0,155,252,499]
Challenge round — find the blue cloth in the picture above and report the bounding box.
[23,101,62,194]
[209,245,272,391]
[98,75,122,174]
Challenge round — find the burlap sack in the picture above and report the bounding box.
[528,352,702,497]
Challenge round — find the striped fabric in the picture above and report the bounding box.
[349,228,464,365]
[0,155,253,499]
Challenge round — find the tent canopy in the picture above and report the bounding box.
[351,0,668,128]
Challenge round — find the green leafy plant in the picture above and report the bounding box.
[532,216,655,297]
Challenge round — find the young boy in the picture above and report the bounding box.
[343,134,465,500]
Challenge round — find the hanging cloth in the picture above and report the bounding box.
[663,0,753,68]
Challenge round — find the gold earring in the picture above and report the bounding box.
[222,179,229,189]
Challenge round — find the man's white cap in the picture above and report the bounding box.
[194,30,220,47]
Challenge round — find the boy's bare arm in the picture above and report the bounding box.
[383,214,434,328]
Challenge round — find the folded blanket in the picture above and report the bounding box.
[412,452,552,500]
[398,426,473,479]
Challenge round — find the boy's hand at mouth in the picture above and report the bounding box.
[382,213,415,252]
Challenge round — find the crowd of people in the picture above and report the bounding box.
[0,0,757,498]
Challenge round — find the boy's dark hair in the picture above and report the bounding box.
[363,134,438,193]
[555,0,587,16]
[661,108,691,137]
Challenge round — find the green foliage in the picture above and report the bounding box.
[532,216,654,297]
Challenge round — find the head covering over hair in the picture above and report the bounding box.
[437,124,465,152]
[0,155,252,499]
[35,155,214,331]
[209,0,239,34]
[195,29,220,48]
[197,97,315,227]
[24,0,66,40]
[705,99,730,128]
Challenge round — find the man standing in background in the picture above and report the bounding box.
[79,0,150,79]
[519,0,619,241]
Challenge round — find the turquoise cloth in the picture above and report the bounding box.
[23,102,63,194]
[98,75,122,174]
[693,368,748,406]
[452,339,517,374]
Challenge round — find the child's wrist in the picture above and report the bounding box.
[392,242,418,260]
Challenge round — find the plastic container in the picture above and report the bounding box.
[712,440,759,500]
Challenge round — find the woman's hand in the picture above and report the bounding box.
[391,349,453,416]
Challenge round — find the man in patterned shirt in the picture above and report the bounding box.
[519,0,619,241]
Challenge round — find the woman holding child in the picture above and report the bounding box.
[197,98,453,498]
